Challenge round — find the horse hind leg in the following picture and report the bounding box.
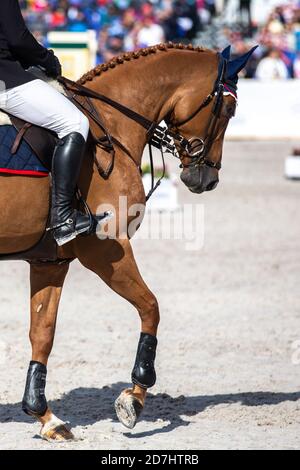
[77,237,160,429]
[22,262,74,441]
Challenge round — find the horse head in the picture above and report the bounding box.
[169,45,258,194]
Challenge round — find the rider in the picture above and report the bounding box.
[0,0,96,246]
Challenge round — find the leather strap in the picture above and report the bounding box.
[59,76,156,132]
[11,122,32,154]
[64,83,138,176]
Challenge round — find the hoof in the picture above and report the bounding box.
[115,390,143,429]
[40,414,75,442]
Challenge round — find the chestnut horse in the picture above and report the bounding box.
[0,43,255,441]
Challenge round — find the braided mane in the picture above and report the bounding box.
[78,42,207,85]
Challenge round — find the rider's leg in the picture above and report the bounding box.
[50,132,95,246]
[1,79,96,245]
[1,78,89,139]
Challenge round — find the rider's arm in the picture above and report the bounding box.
[0,0,61,77]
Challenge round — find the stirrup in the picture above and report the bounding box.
[47,211,113,246]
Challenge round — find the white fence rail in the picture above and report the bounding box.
[227,80,300,140]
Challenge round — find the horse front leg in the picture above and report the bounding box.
[22,262,73,441]
[77,237,160,429]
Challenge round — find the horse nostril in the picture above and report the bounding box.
[206,180,218,191]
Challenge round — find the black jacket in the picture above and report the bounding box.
[0,0,59,89]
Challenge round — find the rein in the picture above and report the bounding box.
[58,53,235,200]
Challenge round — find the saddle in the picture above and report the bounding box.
[0,69,115,264]
[2,90,114,175]
[6,115,57,172]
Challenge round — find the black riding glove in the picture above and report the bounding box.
[43,49,62,78]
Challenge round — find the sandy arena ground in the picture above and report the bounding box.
[0,140,299,450]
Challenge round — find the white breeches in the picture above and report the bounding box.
[0,78,90,140]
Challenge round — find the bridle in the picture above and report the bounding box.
[162,52,237,172]
[59,52,237,200]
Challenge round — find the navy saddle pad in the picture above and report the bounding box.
[0,125,49,176]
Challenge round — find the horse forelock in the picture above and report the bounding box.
[78,42,208,85]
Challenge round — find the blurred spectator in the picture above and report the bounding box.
[137,17,165,47]
[239,0,252,27]
[255,48,289,79]
[17,0,300,78]
[205,1,217,21]
[294,52,300,77]
[173,0,202,39]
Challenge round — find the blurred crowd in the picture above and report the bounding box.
[226,0,300,79]
[20,0,300,79]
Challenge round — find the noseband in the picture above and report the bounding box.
[59,52,237,200]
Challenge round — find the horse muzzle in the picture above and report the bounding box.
[180,165,219,194]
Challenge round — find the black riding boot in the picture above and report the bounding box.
[50,132,95,246]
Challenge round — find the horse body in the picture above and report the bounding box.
[0,174,50,253]
[0,47,217,255]
[0,44,253,440]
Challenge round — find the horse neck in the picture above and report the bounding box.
[89,50,215,165]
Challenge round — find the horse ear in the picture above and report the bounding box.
[227,45,258,82]
[221,45,231,61]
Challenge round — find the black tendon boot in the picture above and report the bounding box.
[22,361,48,416]
[50,132,97,246]
[131,333,158,388]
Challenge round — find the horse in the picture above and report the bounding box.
[0,42,256,441]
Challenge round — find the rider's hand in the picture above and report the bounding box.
[43,49,62,78]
